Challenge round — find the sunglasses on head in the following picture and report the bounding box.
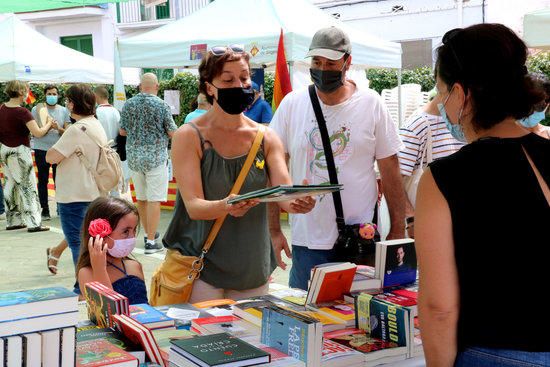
[442,28,464,74]
[210,44,245,56]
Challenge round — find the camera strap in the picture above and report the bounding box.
[308,85,346,231]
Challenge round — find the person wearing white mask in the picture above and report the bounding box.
[76,197,147,305]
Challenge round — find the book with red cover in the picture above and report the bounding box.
[112,314,166,367]
[374,293,416,307]
[391,283,419,300]
[85,282,120,328]
[324,328,407,362]
[93,282,129,316]
[76,339,138,367]
[307,263,357,304]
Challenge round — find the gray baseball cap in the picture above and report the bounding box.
[306,26,352,60]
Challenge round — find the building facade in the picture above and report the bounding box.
[314,0,550,68]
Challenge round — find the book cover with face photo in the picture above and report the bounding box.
[375,240,417,287]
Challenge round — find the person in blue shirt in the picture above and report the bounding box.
[244,81,273,124]
[184,93,211,123]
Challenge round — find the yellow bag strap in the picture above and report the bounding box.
[201,125,266,254]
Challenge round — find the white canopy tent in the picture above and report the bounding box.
[0,15,139,84]
[118,0,401,70]
[523,8,550,50]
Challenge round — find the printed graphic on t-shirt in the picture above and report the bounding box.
[306,120,353,185]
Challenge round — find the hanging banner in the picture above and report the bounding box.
[113,39,127,111]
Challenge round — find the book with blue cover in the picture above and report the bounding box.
[0,287,77,322]
[129,303,175,330]
[261,305,322,367]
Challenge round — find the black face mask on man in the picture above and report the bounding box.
[211,85,255,115]
[310,61,347,93]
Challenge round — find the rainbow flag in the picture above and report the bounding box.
[271,29,292,112]
[25,89,36,105]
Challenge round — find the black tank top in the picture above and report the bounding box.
[430,133,550,352]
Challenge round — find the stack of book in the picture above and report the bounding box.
[261,305,323,367]
[0,286,79,366]
[355,292,415,359]
[111,314,166,367]
[84,282,129,328]
[129,303,175,330]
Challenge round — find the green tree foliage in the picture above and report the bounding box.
[366,66,435,94]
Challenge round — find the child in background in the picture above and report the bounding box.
[76,197,148,304]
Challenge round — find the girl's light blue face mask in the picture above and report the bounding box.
[519,108,547,128]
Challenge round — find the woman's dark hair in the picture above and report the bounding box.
[435,23,545,130]
[66,84,96,116]
[76,197,139,275]
[199,51,251,104]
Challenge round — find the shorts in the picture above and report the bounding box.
[130,162,168,202]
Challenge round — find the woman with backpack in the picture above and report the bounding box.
[46,84,109,272]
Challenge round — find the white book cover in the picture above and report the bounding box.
[6,335,22,367]
[0,311,79,337]
[22,333,41,367]
[61,327,76,367]
[41,329,60,367]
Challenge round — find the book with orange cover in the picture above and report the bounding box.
[306,263,357,304]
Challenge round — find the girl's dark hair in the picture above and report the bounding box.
[76,197,139,275]
[66,84,96,116]
[435,23,545,130]
[199,51,251,104]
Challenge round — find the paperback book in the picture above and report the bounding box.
[261,305,323,367]
[170,332,270,367]
[306,262,357,305]
[129,303,175,330]
[76,339,139,367]
[374,239,417,288]
[227,184,342,204]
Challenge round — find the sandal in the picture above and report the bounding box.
[46,247,59,275]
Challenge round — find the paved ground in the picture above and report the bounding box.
[0,201,292,294]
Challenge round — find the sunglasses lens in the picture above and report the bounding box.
[229,44,245,53]
[211,46,227,56]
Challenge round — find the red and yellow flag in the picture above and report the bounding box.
[271,29,292,112]
[25,89,36,105]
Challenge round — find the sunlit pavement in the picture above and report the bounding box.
[0,202,292,294]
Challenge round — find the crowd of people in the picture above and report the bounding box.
[0,21,549,366]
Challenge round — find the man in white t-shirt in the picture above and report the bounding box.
[269,27,406,290]
[94,86,121,143]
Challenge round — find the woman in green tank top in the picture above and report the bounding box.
[164,47,315,303]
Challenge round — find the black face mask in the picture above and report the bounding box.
[310,64,346,93]
[213,86,255,115]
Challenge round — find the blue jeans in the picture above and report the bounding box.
[455,347,550,366]
[289,245,337,290]
[58,202,90,266]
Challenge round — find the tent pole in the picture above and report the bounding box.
[397,68,402,127]
[288,61,294,88]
